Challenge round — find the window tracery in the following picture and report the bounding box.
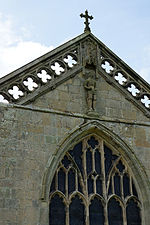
[49,135,141,225]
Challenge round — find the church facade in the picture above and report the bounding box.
[0,14,150,225]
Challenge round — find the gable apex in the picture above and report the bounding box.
[0,32,149,117]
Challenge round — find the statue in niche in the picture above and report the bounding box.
[83,70,98,116]
[82,39,99,116]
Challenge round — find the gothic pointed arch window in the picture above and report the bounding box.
[49,135,142,225]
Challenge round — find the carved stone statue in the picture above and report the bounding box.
[82,39,99,116]
[83,71,97,114]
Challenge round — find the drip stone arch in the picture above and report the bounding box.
[40,120,150,225]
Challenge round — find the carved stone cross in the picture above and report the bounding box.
[80,10,93,32]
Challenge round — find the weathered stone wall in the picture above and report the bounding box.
[33,72,150,122]
[0,72,150,225]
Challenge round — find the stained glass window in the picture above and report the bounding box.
[49,135,141,225]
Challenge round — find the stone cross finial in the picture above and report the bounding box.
[80,10,93,32]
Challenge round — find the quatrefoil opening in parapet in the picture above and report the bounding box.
[8,85,24,100]
[63,54,77,68]
[51,61,65,76]
[101,59,115,75]
[127,83,140,97]
[37,69,52,83]
[23,77,38,91]
[114,71,128,85]
[141,94,150,108]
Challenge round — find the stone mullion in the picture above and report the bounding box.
[83,139,89,225]
[112,174,115,194]
[55,170,58,190]
[66,170,68,199]
[121,173,127,225]
[66,205,69,225]
[100,140,106,198]
[85,203,90,225]
[93,177,97,194]
[65,168,69,225]
[100,140,109,225]
[122,205,127,225]
[75,170,78,191]
[83,140,88,194]
[130,175,133,195]
[104,203,109,225]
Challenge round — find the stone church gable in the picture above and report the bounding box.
[0,14,150,225]
[0,32,149,118]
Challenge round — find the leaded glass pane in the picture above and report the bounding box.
[126,199,141,225]
[68,168,76,194]
[114,173,121,197]
[58,168,65,194]
[108,198,123,225]
[89,197,104,225]
[123,173,130,198]
[49,194,65,225]
[69,195,85,225]
[88,176,94,194]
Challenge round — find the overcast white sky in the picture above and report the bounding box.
[0,0,150,84]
